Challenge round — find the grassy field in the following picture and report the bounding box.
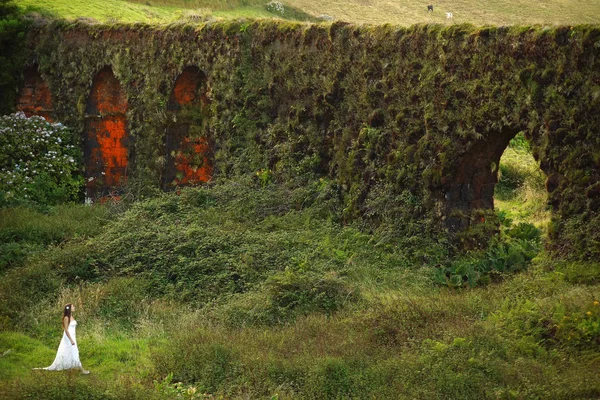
[1,138,599,398]
[14,0,600,25]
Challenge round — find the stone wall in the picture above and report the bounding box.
[16,21,600,259]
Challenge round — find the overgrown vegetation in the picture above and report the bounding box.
[0,205,109,273]
[0,112,84,208]
[9,22,596,260]
[0,136,596,397]
[1,6,599,399]
[0,170,598,397]
[434,221,542,287]
[0,0,28,114]
[2,127,586,399]
[431,134,549,288]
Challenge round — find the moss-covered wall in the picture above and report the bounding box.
[17,21,600,260]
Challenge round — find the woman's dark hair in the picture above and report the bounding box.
[63,303,73,324]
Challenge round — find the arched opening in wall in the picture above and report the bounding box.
[16,65,54,121]
[163,66,212,189]
[445,126,549,248]
[494,132,550,231]
[445,126,520,236]
[84,66,129,202]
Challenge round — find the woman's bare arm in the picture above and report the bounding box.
[63,316,75,345]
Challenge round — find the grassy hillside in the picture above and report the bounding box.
[14,0,314,23]
[14,0,600,25]
[1,143,599,397]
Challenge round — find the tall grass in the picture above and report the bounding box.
[0,205,109,272]
[1,170,599,398]
[495,133,550,231]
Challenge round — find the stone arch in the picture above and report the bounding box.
[84,66,129,201]
[163,66,213,188]
[443,125,527,234]
[16,65,54,121]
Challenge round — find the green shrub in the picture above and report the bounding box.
[0,205,108,273]
[490,291,600,351]
[0,241,42,272]
[553,300,600,349]
[47,240,102,283]
[152,331,240,390]
[362,183,449,264]
[216,269,358,327]
[434,220,542,287]
[0,263,60,327]
[79,180,358,306]
[414,338,496,398]
[0,113,83,207]
[94,277,152,329]
[0,371,159,400]
[265,270,357,321]
[310,357,354,399]
[556,261,600,285]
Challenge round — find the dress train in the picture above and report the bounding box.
[34,320,87,372]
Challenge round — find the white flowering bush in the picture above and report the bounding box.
[0,112,83,206]
[266,1,285,15]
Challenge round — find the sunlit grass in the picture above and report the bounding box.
[17,0,183,23]
[15,0,303,24]
[0,149,598,397]
[495,144,551,232]
[14,0,600,25]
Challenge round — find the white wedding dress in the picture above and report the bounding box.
[35,319,83,371]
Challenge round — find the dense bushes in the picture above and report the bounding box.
[0,204,108,272]
[434,221,542,287]
[0,112,83,207]
[490,293,600,351]
[0,262,60,329]
[55,181,350,304]
[0,175,599,398]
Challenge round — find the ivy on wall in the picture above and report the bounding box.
[10,20,600,260]
[0,0,28,115]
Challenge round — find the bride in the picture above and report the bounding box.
[34,303,90,374]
